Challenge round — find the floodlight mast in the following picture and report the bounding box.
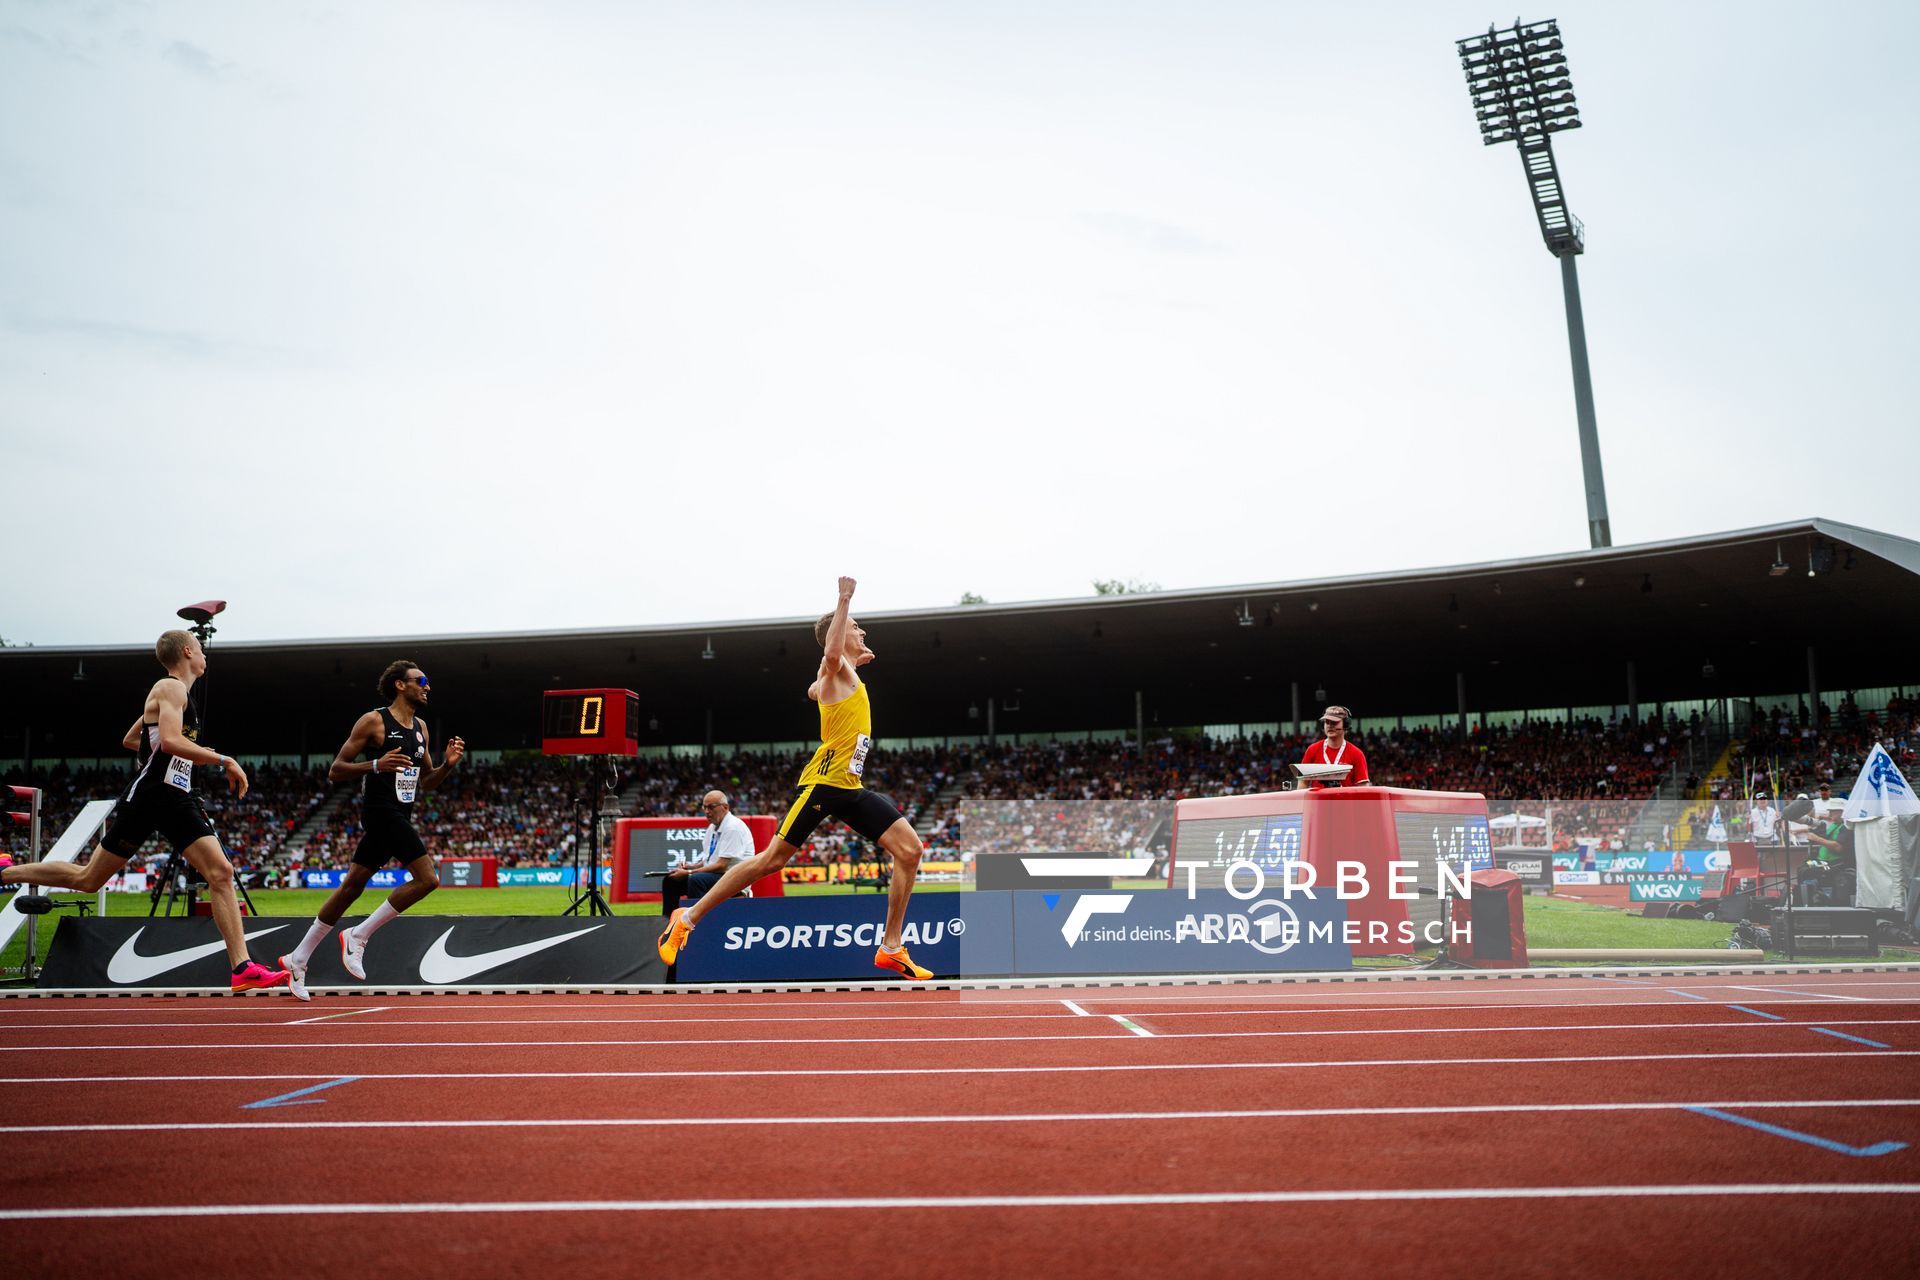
[1458,18,1611,549]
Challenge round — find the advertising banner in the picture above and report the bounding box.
[496,867,614,887]
[1553,871,1601,886]
[1551,849,1727,874]
[1495,852,1552,887]
[1628,878,1704,903]
[1009,889,1352,976]
[676,892,1013,983]
[302,869,408,889]
[674,888,1355,982]
[39,916,668,989]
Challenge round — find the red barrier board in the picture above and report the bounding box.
[1450,868,1528,966]
[611,816,786,903]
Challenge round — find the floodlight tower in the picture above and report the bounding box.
[1458,18,1611,548]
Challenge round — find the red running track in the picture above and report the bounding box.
[2,971,1918,1279]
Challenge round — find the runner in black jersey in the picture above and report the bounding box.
[0,630,288,992]
[277,658,463,999]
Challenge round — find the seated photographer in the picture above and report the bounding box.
[661,790,754,917]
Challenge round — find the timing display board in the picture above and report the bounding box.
[1393,811,1494,886]
[1174,814,1302,889]
[541,688,640,756]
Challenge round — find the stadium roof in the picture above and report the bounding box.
[5,518,1917,759]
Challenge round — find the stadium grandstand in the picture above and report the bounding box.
[5,518,1916,881]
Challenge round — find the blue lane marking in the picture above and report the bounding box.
[1727,1005,1784,1020]
[1811,1027,1893,1049]
[1664,988,1710,1001]
[1688,1107,1907,1158]
[243,1077,360,1110]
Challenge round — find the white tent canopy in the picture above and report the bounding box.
[1489,813,1547,829]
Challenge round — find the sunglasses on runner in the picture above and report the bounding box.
[411,675,430,688]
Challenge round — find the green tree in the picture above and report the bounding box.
[958,592,988,605]
[1092,578,1161,596]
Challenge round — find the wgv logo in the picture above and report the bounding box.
[1639,881,1690,899]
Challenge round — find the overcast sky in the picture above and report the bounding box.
[4,0,1916,647]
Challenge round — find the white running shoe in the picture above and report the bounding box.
[278,953,310,1002]
[339,927,367,980]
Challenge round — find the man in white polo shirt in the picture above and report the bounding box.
[662,790,755,918]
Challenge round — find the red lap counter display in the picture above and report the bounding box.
[1169,786,1493,957]
[610,816,787,904]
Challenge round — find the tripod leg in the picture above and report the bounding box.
[149,852,182,918]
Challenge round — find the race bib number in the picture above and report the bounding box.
[394,766,421,804]
[848,734,873,778]
[165,756,193,792]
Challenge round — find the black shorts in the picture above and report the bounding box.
[776,784,904,847]
[352,810,429,870]
[102,790,217,858]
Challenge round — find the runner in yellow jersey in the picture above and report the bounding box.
[656,576,931,979]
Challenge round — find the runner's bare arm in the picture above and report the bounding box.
[122,717,145,751]
[818,577,856,673]
[810,577,858,699]
[329,711,402,780]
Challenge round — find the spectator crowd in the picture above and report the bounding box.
[5,700,1911,874]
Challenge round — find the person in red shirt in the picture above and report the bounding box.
[1301,705,1369,787]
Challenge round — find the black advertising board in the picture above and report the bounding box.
[1495,850,1553,888]
[38,916,668,989]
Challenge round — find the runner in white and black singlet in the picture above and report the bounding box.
[0,629,289,993]
[276,658,463,999]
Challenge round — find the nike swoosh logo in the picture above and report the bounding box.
[106,925,289,984]
[417,925,603,985]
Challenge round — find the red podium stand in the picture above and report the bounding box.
[1170,786,1493,956]
[611,817,787,904]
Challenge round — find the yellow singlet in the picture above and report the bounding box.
[798,680,873,790]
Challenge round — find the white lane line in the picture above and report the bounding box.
[11,995,1917,1032]
[286,1007,391,1027]
[5,1097,1919,1136]
[5,1017,1915,1053]
[3,980,1917,1019]
[4,1048,1915,1085]
[3,1183,1918,1220]
[1725,986,1870,1002]
[1109,1015,1153,1037]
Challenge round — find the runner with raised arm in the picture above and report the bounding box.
[656,577,930,979]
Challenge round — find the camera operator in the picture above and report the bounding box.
[1785,792,1852,906]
